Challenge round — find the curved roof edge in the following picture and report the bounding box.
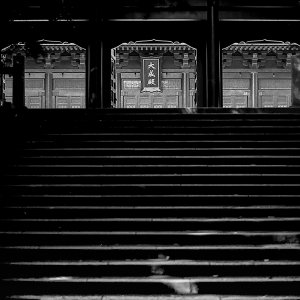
[1,39,85,54]
[113,39,196,51]
[223,39,300,52]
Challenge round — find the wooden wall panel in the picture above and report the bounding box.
[52,73,85,109]
[223,74,251,108]
[258,74,291,107]
[120,74,186,108]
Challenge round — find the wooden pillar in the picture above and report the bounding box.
[0,64,4,103]
[207,0,222,107]
[102,38,113,108]
[12,54,25,109]
[196,45,206,107]
[86,41,102,109]
[86,20,112,109]
[183,72,187,107]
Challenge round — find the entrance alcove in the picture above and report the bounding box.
[1,40,86,109]
[111,39,197,108]
[222,39,300,108]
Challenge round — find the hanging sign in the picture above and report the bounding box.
[141,57,161,92]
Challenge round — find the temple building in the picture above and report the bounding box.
[222,39,300,108]
[1,40,86,109]
[111,40,197,108]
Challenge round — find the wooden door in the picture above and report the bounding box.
[258,74,291,107]
[3,73,46,108]
[121,77,183,108]
[52,73,85,108]
[223,73,251,108]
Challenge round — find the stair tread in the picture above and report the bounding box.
[4,276,300,282]
[5,296,300,300]
[42,132,300,135]
[3,245,300,250]
[8,194,300,198]
[13,164,300,167]
[5,260,300,266]
[19,155,300,158]
[2,230,300,235]
[22,147,300,150]
[6,206,300,209]
[5,183,300,187]
[3,217,300,222]
[6,173,300,177]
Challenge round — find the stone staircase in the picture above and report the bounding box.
[1,108,300,300]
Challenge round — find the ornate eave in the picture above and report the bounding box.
[1,40,86,69]
[113,39,196,53]
[1,39,86,55]
[223,39,300,54]
[223,39,299,69]
[113,39,196,69]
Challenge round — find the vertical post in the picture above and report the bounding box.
[86,41,102,109]
[251,72,258,108]
[183,72,187,108]
[102,38,113,108]
[196,46,206,107]
[86,20,111,109]
[0,64,4,103]
[12,54,25,109]
[207,0,222,107]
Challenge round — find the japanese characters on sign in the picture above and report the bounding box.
[141,57,161,92]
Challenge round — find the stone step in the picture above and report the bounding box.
[4,295,300,300]
[1,218,300,231]
[2,276,300,295]
[3,173,300,184]
[2,259,300,277]
[2,205,299,218]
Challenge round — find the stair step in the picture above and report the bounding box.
[4,296,300,300]
[2,276,300,296]
[5,260,300,266]
[1,231,299,247]
[1,219,299,231]
[23,141,300,147]
[4,276,300,282]
[4,173,300,185]
[2,244,300,261]
[2,260,300,277]
[3,183,300,196]
[2,194,299,208]
[8,165,300,176]
[2,205,299,218]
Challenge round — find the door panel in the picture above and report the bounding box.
[121,76,184,108]
[52,73,85,108]
[259,90,291,107]
[223,75,251,108]
[223,90,250,108]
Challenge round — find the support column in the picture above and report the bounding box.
[86,41,102,109]
[207,0,222,107]
[12,54,25,109]
[183,72,187,108]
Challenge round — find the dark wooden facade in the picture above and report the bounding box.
[112,40,197,108]
[222,40,300,108]
[1,40,86,109]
